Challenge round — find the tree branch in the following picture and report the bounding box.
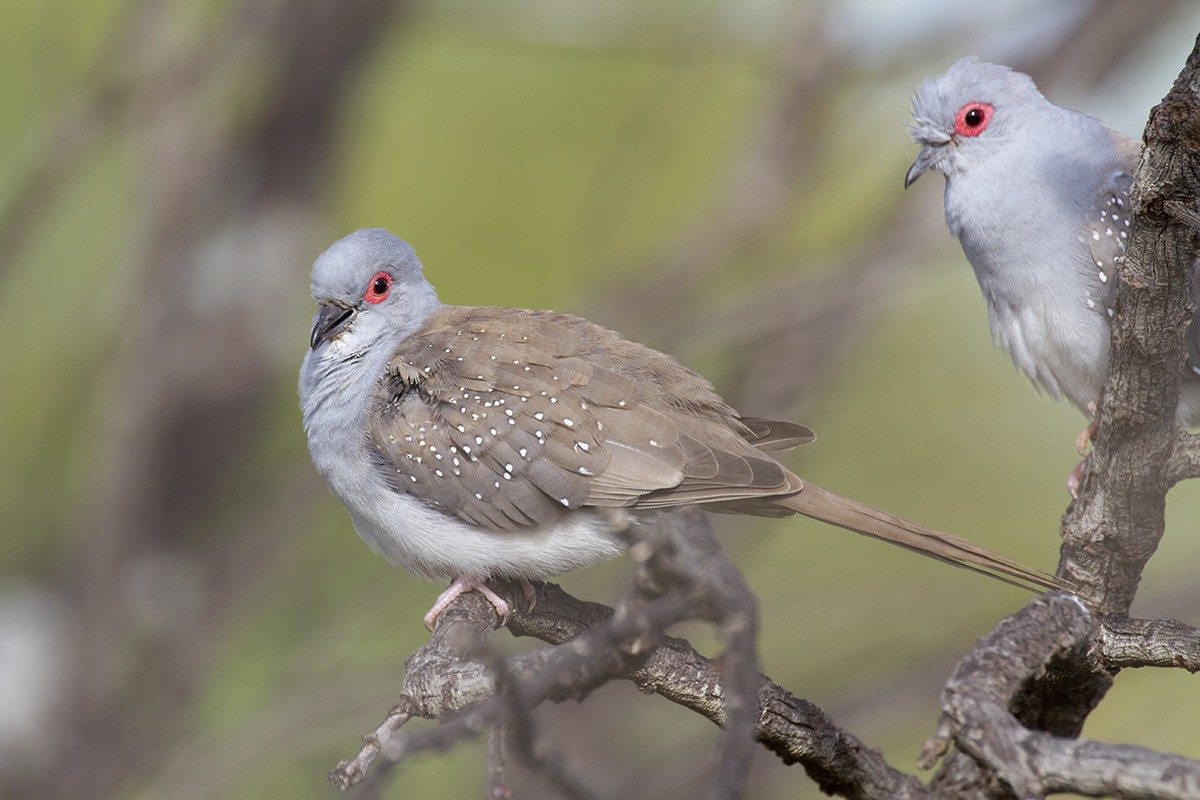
[1065,32,1200,615]
[1167,431,1200,483]
[331,514,929,800]
[1097,617,1200,671]
[920,595,1200,799]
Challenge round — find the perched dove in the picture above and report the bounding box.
[300,229,1066,627]
[906,56,1200,427]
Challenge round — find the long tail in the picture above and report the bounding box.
[779,483,1071,594]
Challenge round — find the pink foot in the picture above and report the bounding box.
[1075,402,1100,457]
[424,576,511,630]
[1068,459,1086,498]
[520,578,537,613]
[1069,402,1100,497]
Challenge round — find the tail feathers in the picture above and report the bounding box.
[779,483,1071,595]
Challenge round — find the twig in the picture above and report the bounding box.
[1098,617,1200,671]
[485,725,510,800]
[618,508,762,800]
[494,656,599,800]
[334,578,928,799]
[333,503,929,800]
[343,590,688,785]
[329,698,418,790]
[1164,199,1200,232]
[1167,432,1200,483]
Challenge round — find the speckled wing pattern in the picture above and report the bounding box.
[368,307,813,531]
[1086,132,1200,380]
[1082,170,1129,321]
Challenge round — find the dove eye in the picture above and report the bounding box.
[365,271,392,304]
[954,102,994,137]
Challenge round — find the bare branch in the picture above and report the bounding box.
[1098,617,1200,671]
[1168,432,1200,483]
[329,698,419,791]
[333,511,734,794]
[922,595,1200,799]
[1064,32,1200,614]
[485,725,510,800]
[331,589,683,788]
[334,525,928,800]
[1164,199,1200,233]
[620,509,761,799]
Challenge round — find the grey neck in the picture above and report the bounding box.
[300,333,397,483]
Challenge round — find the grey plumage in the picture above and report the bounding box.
[906,56,1200,423]
[300,228,1067,621]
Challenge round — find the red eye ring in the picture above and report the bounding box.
[365,271,392,304]
[954,102,993,137]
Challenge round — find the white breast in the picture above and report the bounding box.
[347,485,629,581]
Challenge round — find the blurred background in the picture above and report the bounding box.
[3,1,1200,798]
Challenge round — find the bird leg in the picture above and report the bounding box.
[1075,401,1100,456]
[423,576,538,630]
[520,579,537,614]
[1068,402,1100,497]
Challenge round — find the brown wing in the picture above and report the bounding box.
[368,307,806,531]
[738,417,816,451]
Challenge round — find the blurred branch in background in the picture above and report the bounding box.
[3,1,400,798]
[0,1,1197,799]
[588,0,1186,418]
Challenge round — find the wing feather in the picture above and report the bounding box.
[368,307,807,531]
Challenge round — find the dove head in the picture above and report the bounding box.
[905,57,1049,188]
[307,228,440,355]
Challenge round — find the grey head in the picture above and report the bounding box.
[904,57,1050,188]
[306,228,440,356]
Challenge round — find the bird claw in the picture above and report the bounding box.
[1075,402,1099,457]
[422,577,540,630]
[1068,459,1086,498]
[1068,402,1100,496]
[520,578,537,613]
[424,577,512,630]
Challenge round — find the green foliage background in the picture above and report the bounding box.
[2,2,1198,798]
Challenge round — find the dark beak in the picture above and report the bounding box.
[310,303,354,350]
[904,144,939,189]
